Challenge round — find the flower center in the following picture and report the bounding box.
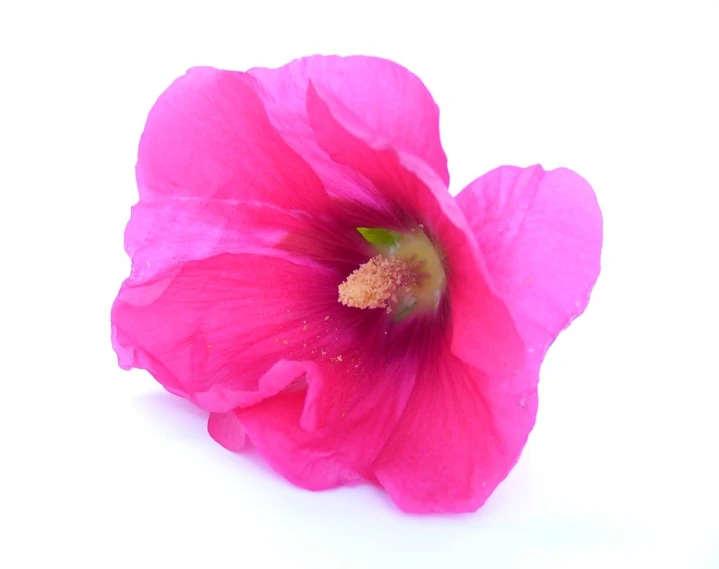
[338,255,419,313]
[338,227,446,317]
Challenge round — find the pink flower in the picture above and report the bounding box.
[111,55,602,513]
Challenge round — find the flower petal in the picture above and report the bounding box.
[373,166,602,512]
[136,66,328,210]
[372,339,537,513]
[127,63,418,283]
[456,165,603,356]
[306,82,524,375]
[248,55,449,189]
[208,408,246,452]
[220,320,427,490]
[123,199,313,283]
[111,253,353,412]
[125,66,341,282]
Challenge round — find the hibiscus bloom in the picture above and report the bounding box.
[111,55,602,513]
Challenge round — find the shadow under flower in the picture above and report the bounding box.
[130,390,383,502]
[130,390,521,519]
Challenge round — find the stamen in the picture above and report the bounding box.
[338,255,418,313]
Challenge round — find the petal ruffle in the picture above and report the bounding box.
[372,339,538,513]
[207,408,246,451]
[456,165,603,357]
[208,314,445,490]
[136,66,328,209]
[111,253,354,412]
[371,165,602,513]
[127,66,338,282]
[124,199,318,283]
[248,55,449,189]
[222,327,421,490]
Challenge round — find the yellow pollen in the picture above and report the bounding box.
[338,255,417,313]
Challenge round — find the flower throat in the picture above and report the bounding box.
[338,227,446,319]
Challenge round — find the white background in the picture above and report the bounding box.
[2,1,718,567]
